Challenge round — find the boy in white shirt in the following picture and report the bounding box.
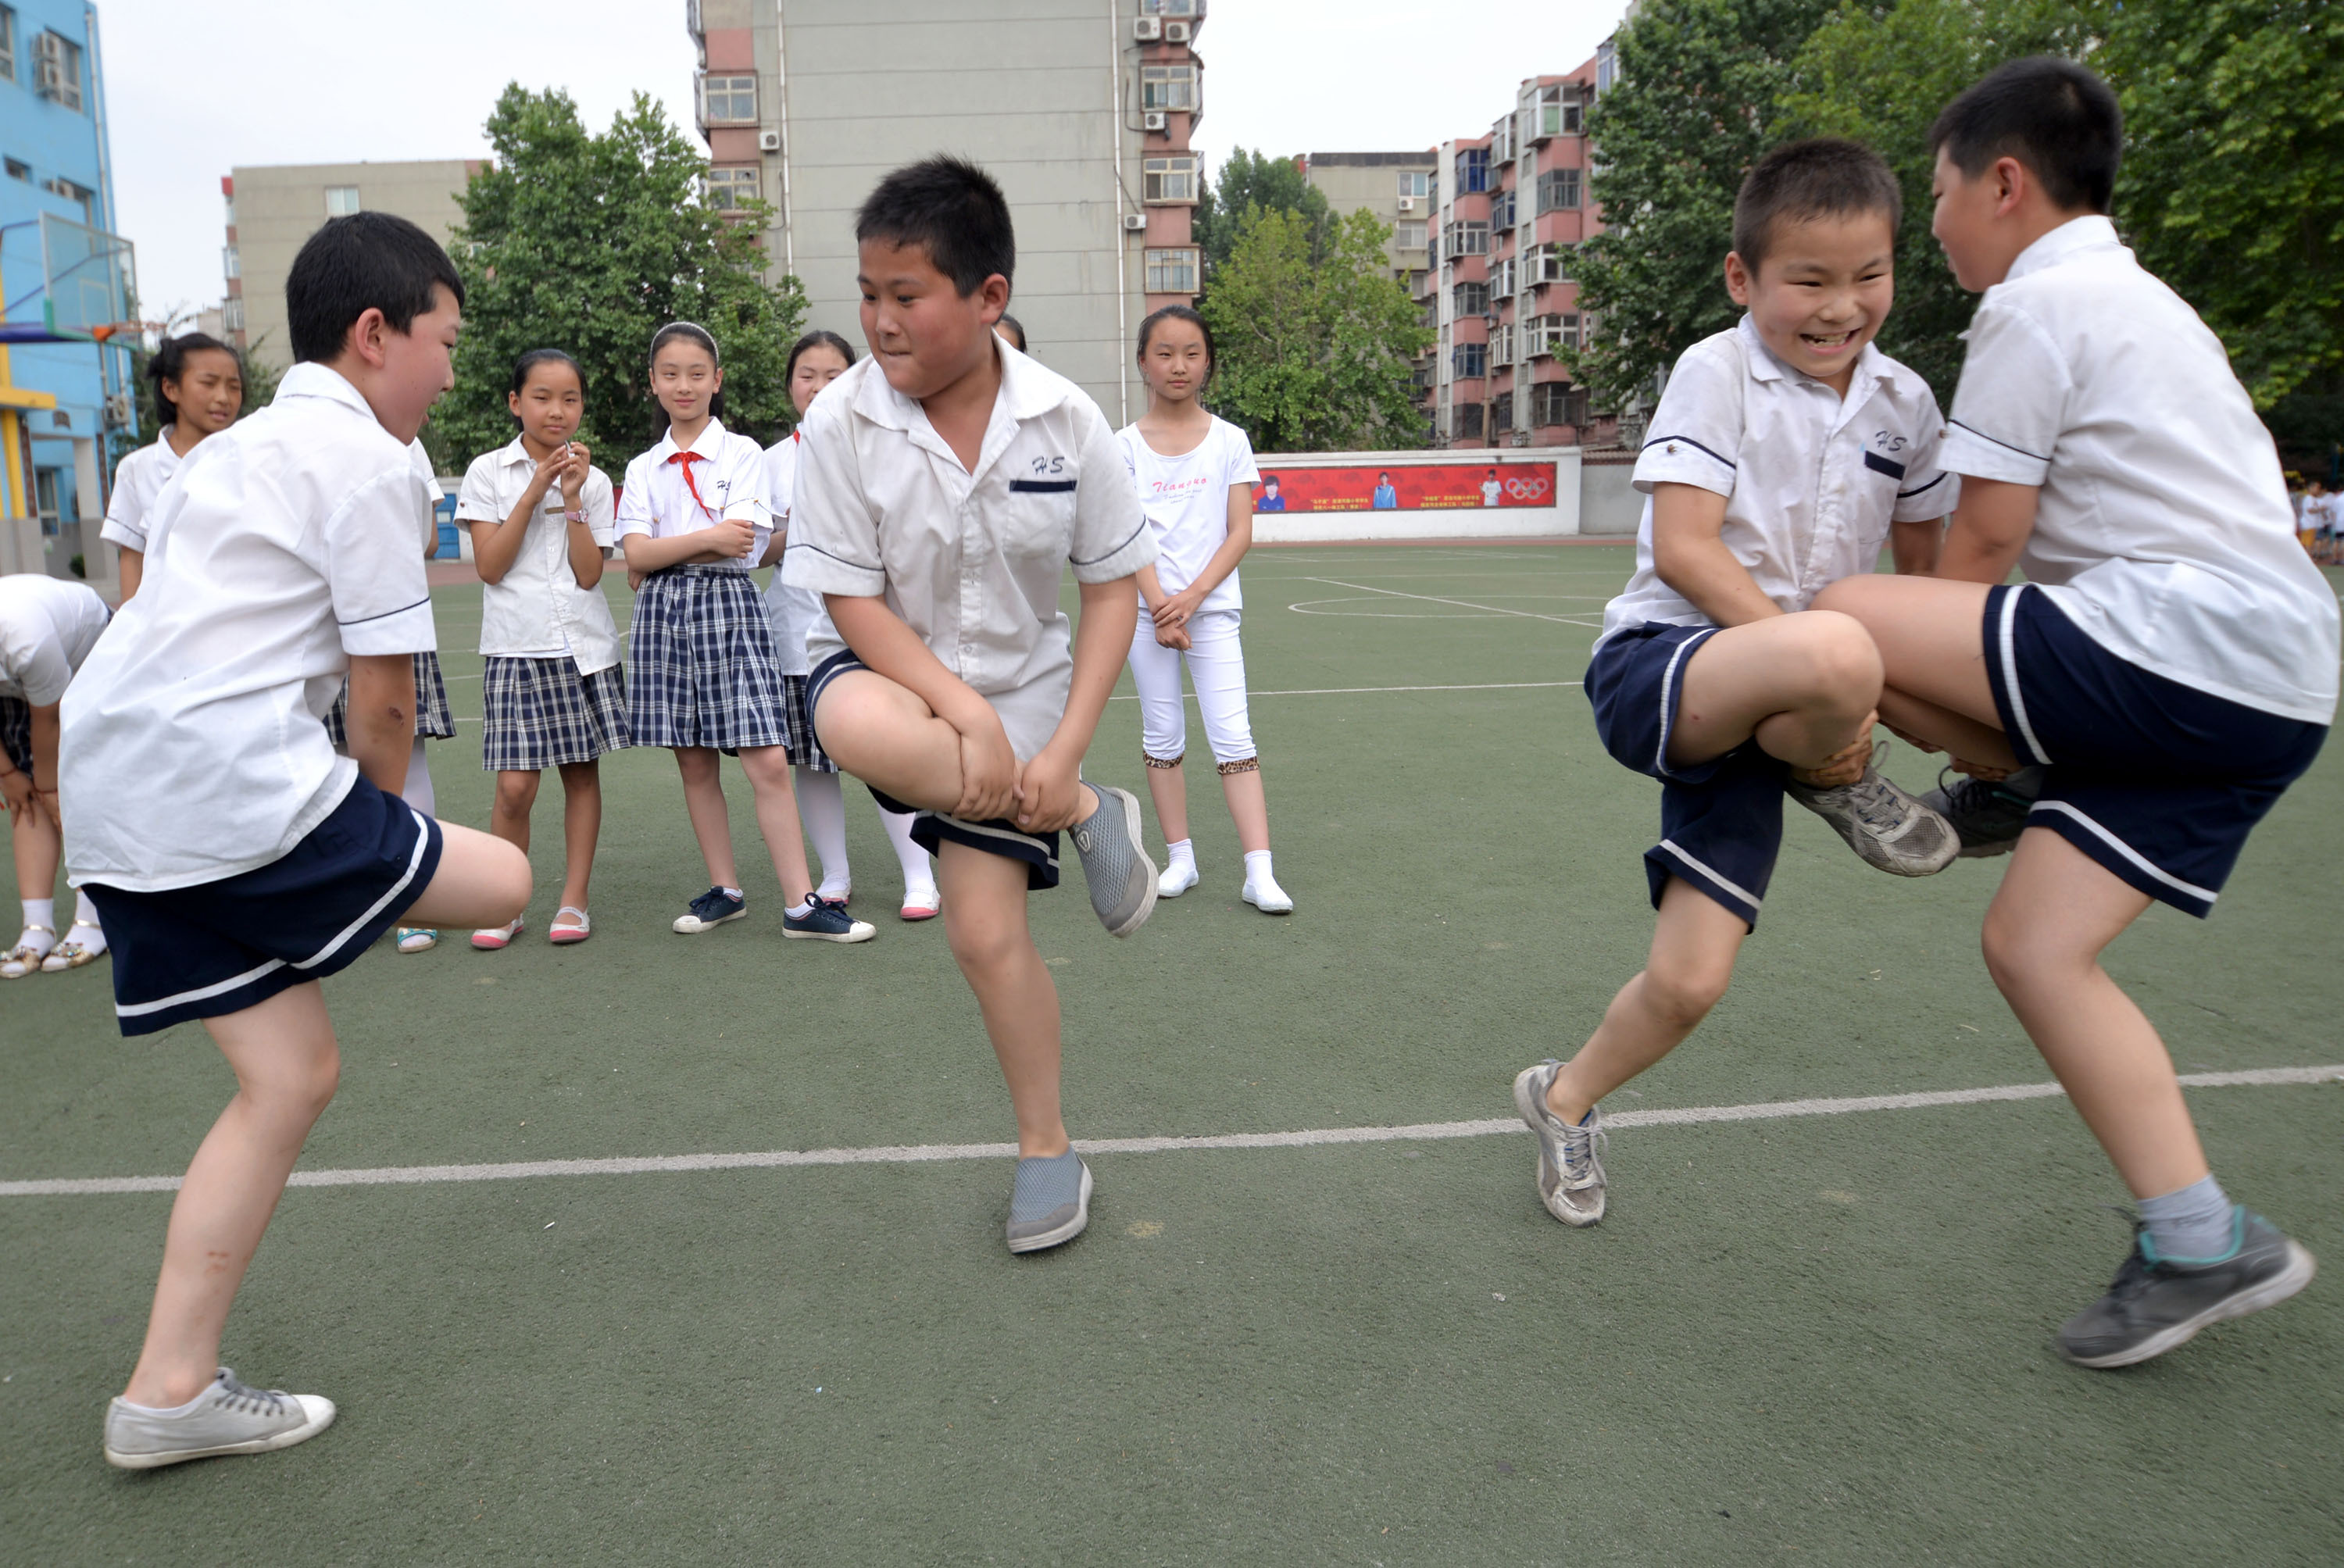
[1813,59,2332,1367]
[1513,139,1958,1229]
[787,158,1159,1255]
[59,213,531,1467]
[0,573,111,973]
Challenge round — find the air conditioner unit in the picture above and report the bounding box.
[757,129,782,152]
[1143,110,1167,131]
[1122,213,1149,233]
[1397,196,1416,213]
[1164,20,1191,41]
[1133,16,1161,39]
[32,31,67,101]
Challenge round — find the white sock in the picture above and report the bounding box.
[72,890,105,951]
[402,736,435,816]
[1167,838,1196,872]
[796,768,851,895]
[785,897,814,917]
[720,886,744,901]
[1243,849,1275,888]
[23,897,54,932]
[881,805,935,895]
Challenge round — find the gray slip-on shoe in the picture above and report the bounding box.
[1006,1149,1093,1254]
[1070,784,1158,938]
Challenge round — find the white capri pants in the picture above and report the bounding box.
[1127,607,1257,768]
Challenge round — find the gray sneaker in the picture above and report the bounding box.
[1513,1059,1607,1227]
[1069,784,1157,938]
[1006,1149,1092,1253]
[104,1368,336,1470]
[1921,766,2046,859]
[1785,744,1959,877]
[2058,1210,2316,1369]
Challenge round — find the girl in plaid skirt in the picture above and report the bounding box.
[616,323,872,944]
[456,349,631,949]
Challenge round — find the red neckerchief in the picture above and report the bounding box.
[664,447,717,523]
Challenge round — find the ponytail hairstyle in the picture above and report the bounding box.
[148,331,238,429]
[507,348,583,425]
[1135,304,1214,388]
[784,328,857,385]
[649,320,725,420]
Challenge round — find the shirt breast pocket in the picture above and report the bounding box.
[1003,477,1079,563]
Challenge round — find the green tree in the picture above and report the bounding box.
[437,85,807,470]
[1199,206,1431,452]
[1781,0,2096,395]
[1568,0,1835,413]
[1194,147,1333,293]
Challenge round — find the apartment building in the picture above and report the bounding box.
[1301,149,1435,292]
[685,0,1204,426]
[1421,55,1615,450]
[220,160,477,370]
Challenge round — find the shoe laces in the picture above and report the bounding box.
[1556,1106,1606,1181]
[688,887,735,920]
[211,1369,291,1417]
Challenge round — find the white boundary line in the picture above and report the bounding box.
[5,1066,2332,1199]
[1303,577,1604,627]
[1111,680,1583,702]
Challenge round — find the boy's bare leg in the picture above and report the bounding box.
[488,770,541,858]
[1668,609,1881,780]
[674,746,742,889]
[1808,576,2023,770]
[813,670,971,811]
[736,744,814,905]
[1546,878,1747,1122]
[937,841,1069,1159]
[556,761,601,915]
[403,820,534,932]
[1981,829,2209,1198]
[1144,759,1189,847]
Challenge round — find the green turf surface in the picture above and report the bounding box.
[5,545,2341,1564]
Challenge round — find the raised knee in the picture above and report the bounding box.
[1790,612,1882,700]
[1642,963,1731,1030]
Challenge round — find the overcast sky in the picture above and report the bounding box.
[102,0,1631,323]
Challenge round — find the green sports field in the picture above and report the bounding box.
[5,542,2341,1566]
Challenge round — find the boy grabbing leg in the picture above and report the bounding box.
[1515,141,1960,1226]
[787,159,1157,1253]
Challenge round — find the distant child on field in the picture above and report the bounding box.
[1120,304,1292,913]
[761,329,941,919]
[787,157,1159,1253]
[0,573,111,975]
[101,332,243,602]
[457,348,631,948]
[1513,138,1958,1227]
[62,211,530,1468]
[1812,59,2332,1366]
[619,321,873,945]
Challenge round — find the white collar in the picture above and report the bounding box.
[649,417,731,462]
[273,363,381,421]
[1735,313,1898,396]
[850,336,1064,434]
[2005,215,2123,284]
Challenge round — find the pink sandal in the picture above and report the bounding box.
[548,906,591,945]
[470,916,524,951]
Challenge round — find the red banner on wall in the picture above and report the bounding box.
[1249,462,1556,513]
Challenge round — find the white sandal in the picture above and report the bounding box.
[2,923,56,979]
[548,906,591,945]
[40,920,107,971]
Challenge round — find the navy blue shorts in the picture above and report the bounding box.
[84,775,444,1036]
[1585,623,1786,928]
[1982,584,2324,918]
[808,648,1061,891]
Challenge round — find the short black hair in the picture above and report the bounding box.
[285,212,463,364]
[1731,138,1902,275]
[856,156,1015,298]
[1930,56,2121,215]
[995,313,1027,352]
[1136,303,1215,385]
[148,331,240,427]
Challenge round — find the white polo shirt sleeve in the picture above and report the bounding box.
[2,613,72,705]
[1941,300,2067,487]
[715,434,773,562]
[616,452,656,541]
[453,451,505,525]
[583,467,617,550]
[323,464,438,656]
[1891,391,1959,522]
[782,402,887,598]
[1633,337,1745,498]
[1067,405,1154,584]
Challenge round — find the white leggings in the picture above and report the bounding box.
[1127,608,1256,767]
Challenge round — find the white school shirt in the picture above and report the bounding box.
[59,363,439,892]
[1940,216,2339,725]
[0,573,109,705]
[99,428,188,553]
[1600,315,1956,645]
[761,430,820,677]
[784,345,1156,759]
[1116,414,1259,616]
[1482,477,1501,507]
[616,417,770,572]
[455,438,622,672]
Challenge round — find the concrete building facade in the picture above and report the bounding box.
[684,0,1202,426]
[221,159,477,371]
[1302,149,1434,294]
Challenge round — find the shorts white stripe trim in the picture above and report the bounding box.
[2028,799,2220,905]
[1998,587,2049,765]
[1655,837,1764,913]
[114,957,288,1018]
[929,812,1061,870]
[1653,627,1719,777]
[294,809,434,971]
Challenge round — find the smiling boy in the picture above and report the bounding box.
[1513,138,1959,1230]
[63,213,531,1466]
[784,158,1157,1254]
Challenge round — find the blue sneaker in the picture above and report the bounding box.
[672,887,746,934]
[783,895,875,944]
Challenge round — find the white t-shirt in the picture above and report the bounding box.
[1939,216,2338,726]
[1603,316,1955,645]
[1482,477,1501,507]
[59,363,439,892]
[99,429,188,553]
[455,438,622,671]
[616,418,770,572]
[1115,415,1259,616]
[0,573,109,704]
[761,431,820,677]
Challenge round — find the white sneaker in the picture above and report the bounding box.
[1158,859,1199,898]
[1784,743,1959,877]
[104,1368,336,1470]
[1242,874,1293,914]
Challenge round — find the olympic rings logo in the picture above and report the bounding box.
[1502,476,1551,500]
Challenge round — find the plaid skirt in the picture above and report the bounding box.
[781,673,834,773]
[326,651,455,748]
[481,657,632,772]
[0,695,30,776]
[627,566,791,752]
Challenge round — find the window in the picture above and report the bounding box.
[706,166,760,209]
[1596,39,1617,95]
[1490,189,1517,230]
[0,8,16,84]
[1528,313,1582,355]
[1491,324,1515,366]
[324,185,361,217]
[1529,241,1577,284]
[1140,64,1195,112]
[1453,147,1489,194]
[1452,343,1486,380]
[1141,0,1199,13]
[1490,257,1515,299]
[1408,268,1427,297]
[1441,220,1488,256]
[42,174,89,220]
[223,245,241,280]
[223,296,245,333]
[1145,247,1199,294]
[1533,381,1589,428]
[33,466,59,534]
[2,159,27,184]
[1395,221,1427,251]
[33,30,79,111]
[1489,118,1514,165]
[1535,167,1583,214]
[1143,155,1198,203]
[699,73,757,125]
[1454,403,1485,440]
[1452,280,1488,317]
[1398,170,1430,200]
[1492,391,1514,433]
[1537,84,1585,138]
